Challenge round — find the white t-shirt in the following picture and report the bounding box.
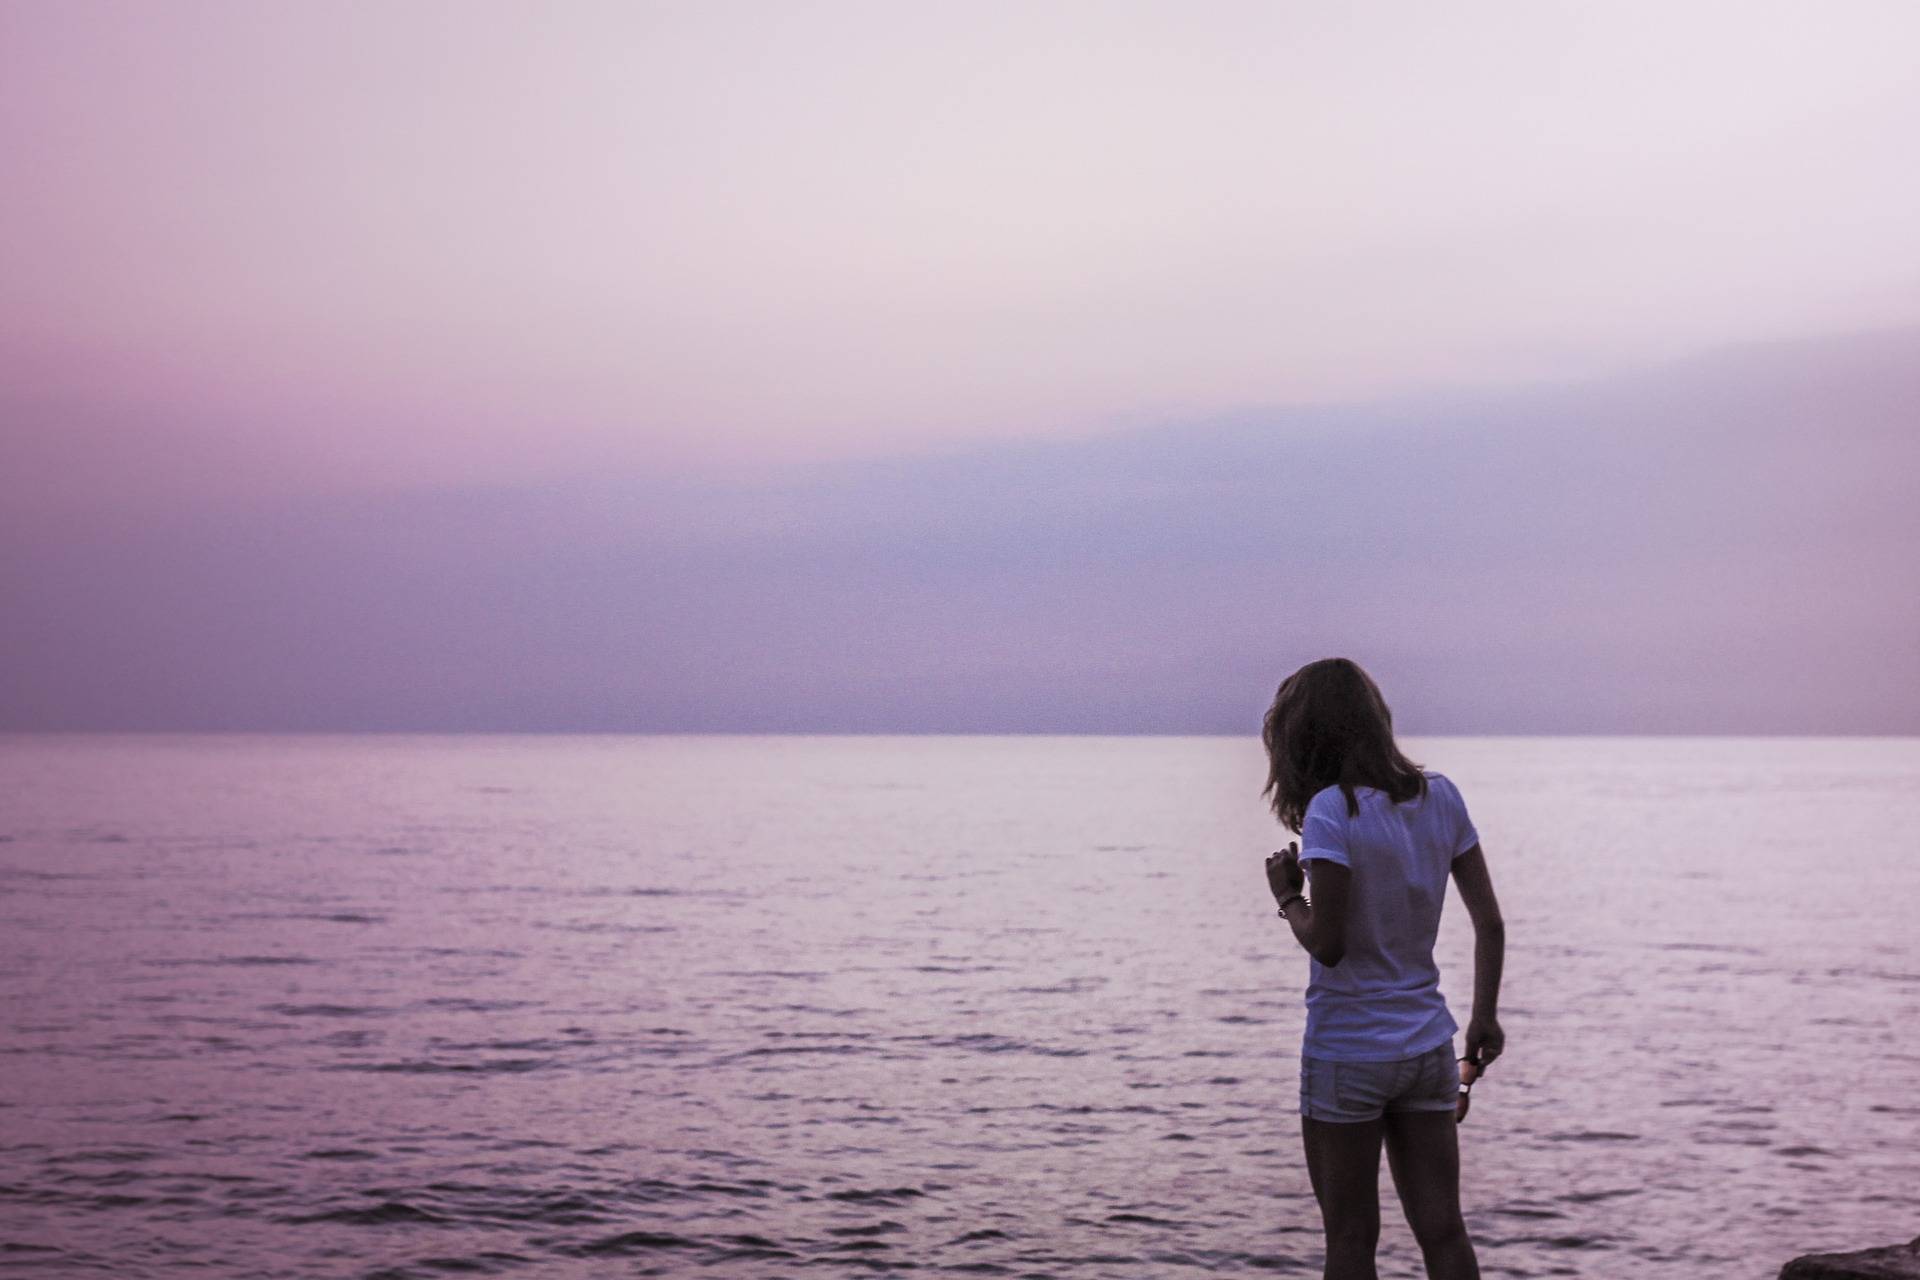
[1298,769,1480,1061]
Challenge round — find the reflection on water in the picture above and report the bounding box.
[1,734,1916,1277]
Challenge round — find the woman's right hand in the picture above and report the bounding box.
[1465,1015,1504,1070]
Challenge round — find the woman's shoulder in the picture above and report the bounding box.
[1305,782,1350,818]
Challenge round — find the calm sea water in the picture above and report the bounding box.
[1,734,1916,1279]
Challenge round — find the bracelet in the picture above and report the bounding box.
[1276,892,1307,917]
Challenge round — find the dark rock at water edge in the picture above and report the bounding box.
[1781,1236,1920,1279]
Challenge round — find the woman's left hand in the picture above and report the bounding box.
[1265,841,1305,903]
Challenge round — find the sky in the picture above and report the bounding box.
[2,2,1918,732]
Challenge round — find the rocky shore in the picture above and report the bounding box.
[1781,1236,1920,1279]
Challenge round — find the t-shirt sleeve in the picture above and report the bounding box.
[1299,789,1350,869]
[1443,775,1481,858]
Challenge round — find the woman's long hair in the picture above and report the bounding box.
[1262,657,1426,833]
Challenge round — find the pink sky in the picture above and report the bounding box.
[5,1,1919,502]
[3,3,1918,732]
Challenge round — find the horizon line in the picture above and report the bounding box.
[4,728,1916,741]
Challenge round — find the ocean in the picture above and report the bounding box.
[1,733,1916,1278]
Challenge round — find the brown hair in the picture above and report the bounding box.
[1261,657,1426,833]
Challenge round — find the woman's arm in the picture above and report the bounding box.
[1451,842,1505,1066]
[1286,862,1350,966]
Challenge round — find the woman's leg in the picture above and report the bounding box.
[1302,1115,1385,1280]
[1383,1110,1479,1280]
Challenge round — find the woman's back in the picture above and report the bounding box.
[1298,770,1479,1061]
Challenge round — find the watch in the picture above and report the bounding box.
[1276,891,1307,917]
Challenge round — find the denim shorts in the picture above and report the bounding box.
[1299,1041,1457,1122]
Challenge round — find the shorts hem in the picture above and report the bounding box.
[1298,1098,1457,1122]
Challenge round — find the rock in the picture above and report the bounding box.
[1781,1236,1920,1279]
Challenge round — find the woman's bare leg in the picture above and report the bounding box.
[1383,1110,1479,1280]
[1302,1115,1385,1280]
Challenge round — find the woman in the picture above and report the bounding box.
[1261,658,1506,1280]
